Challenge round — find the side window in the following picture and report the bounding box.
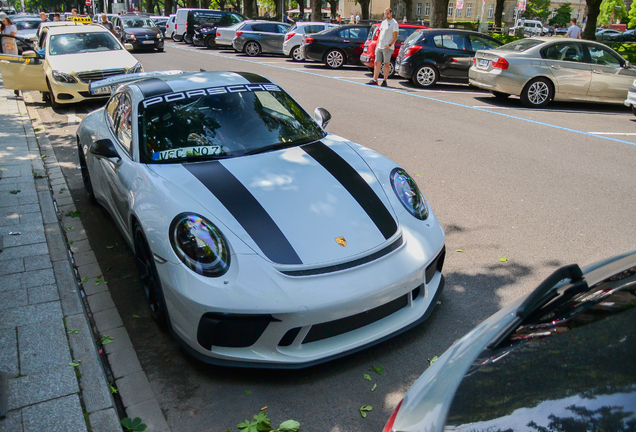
[543,43,584,62]
[305,25,322,34]
[337,28,349,38]
[398,28,415,43]
[587,44,622,67]
[38,29,47,50]
[115,94,133,154]
[251,24,266,32]
[106,94,121,131]
[434,34,464,49]
[277,24,289,34]
[349,27,368,39]
[469,35,500,51]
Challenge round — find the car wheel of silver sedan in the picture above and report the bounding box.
[134,224,169,330]
[413,65,438,88]
[245,41,261,56]
[325,49,345,68]
[291,46,304,61]
[521,77,553,108]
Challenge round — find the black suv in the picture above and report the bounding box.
[395,28,502,87]
[188,10,245,48]
[112,14,164,52]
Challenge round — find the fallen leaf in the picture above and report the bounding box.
[80,276,88,284]
[260,406,267,411]
[109,384,118,394]
[106,245,114,249]
[369,365,384,375]
[360,405,373,418]
[67,328,79,334]
[499,257,508,262]
[428,356,438,365]
[456,249,466,253]
[132,315,140,318]
[244,390,252,395]
[363,374,372,381]
[69,361,81,367]
[9,190,20,194]
[371,383,377,392]
[65,226,73,231]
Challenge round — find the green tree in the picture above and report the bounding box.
[430,0,450,27]
[629,0,636,27]
[522,0,551,23]
[549,2,572,26]
[598,0,627,26]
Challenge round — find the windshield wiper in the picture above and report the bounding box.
[241,139,312,156]
[487,264,588,349]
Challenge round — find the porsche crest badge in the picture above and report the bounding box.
[335,237,347,247]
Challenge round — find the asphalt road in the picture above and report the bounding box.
[25,40,636,432]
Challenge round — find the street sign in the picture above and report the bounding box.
[85,0,91,6]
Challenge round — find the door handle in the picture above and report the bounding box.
[550,65,561,69]
[343,39,350,42]
[592,69,603,74]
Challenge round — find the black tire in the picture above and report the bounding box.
[290,45,303,61]
[412,64,438,88]
[205,35,216,49]
[491,91,510,99]
[172,33,181,42]
[46,79,61,110]
[324,49,345,69]
[184,33,193,44]
[134,224,169,330]
[244,41,261,56]
[157,47,164,52]
[387,60,395,78]
[77,140,96,203]
[520,77,553,108]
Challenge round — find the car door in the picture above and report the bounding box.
[94,92,135,232]
[259,23,284,53]
[585,43,635,101]
[345,26,369,64]
[0,44,48,92]
[432,33,471,79]
[542,41,592,96]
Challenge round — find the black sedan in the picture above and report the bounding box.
[611,28,636,42]
[301,24,371,69]
[111,15,164,52]
[384,251,636,432]
[395,28,503,87]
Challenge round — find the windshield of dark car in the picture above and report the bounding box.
[499,38,544,52]
[15,19,41,30]
[49,32,122,55]
[123,18,156,28]
[404,30,423,45]
[138,84,326,163]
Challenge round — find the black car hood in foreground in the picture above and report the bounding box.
[445,267,636,431]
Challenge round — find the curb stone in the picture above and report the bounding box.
[21,92,170,431]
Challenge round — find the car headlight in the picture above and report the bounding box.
[390,168,428,220]
[127,62,143,74]
[51,70,77,83]
[156,33,162,39]
[169,213,230,277]
[127,33,136,40]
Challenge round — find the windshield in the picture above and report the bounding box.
[138,84,327,164]
[499,38,544,52]
[404,29,423,45]
[15,19,41,30]
[122,17,156,29]
[49,32,122,55]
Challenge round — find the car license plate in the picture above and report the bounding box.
[478,59,489,68]
[92,87,111,95]
[360,55,369,62]
[142,40,155,45]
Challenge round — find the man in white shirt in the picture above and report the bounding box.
[565,18,582,39]
[367,8,399,87]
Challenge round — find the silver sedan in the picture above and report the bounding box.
[469,37,636,108]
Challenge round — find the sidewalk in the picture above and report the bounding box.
[0,86,121,431]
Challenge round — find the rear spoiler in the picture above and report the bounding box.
[89,70,184,94]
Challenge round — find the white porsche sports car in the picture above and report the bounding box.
[78,70,446,368]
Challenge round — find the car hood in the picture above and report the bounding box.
[122,27,160,36]
[148,138,400,267]
[47,50,138,73]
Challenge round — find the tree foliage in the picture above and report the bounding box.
[521,0,551,23]
[598,0,627,27]
[629,0,636,28]
[548,2,572,27]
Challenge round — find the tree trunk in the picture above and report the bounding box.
[244,0,255,18]
[164,0,173,14]
[358,0,370,19]
[312,0,321,23]
[430,0,449,27]
[187,0,197,8]
[299,1,305,19]
[146,0,154,14]
[583,0,602,39]
[494,0,504,27]
[403,0,413,21]
[327,0,337,18]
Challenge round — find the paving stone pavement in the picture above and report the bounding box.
[0,85,125,431]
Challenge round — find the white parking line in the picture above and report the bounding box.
[589,132,636,135]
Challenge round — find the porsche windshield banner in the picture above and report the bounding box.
[141,84,282,109]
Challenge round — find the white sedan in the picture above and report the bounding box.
[0,24,142,108]
[77,70,447,368]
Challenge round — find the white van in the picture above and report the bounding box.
[510,19,545,36]
[174,8,245,43]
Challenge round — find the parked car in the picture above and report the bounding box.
[232,20,291,56]
[111,14,164,52]
[610,28,636,42]
[164,14,176,39]
[12,17,42,41]
[469,37,636,108]
[80,69,446,368]
[623,77,636,116]
[151,15,169,36]
[360,23,429,78]
[555,27,567,36]
[383,251,636,432]
[212,21,243,50]
[91,13,117,24]
[302,24,372,68]
[283,21,335,61]
[595,28,622,41]
[174,8,245,43]
[395,28,503,88]
[509,19,545,36]
[0,24,141,108]
[192,15,248,49]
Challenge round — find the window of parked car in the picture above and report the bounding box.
[542,43,585,62]
[499,38,543,52]
[587,44,623,67]
[468,35,500,50]
[304,24,326,34]
[348,27,368,39]
[398,28,418,43]
[433,33,466,50]
[107,93,133,155]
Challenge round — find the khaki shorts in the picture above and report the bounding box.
[375,47,393,64]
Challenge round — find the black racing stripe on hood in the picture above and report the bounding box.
[232,72,272,84]
[184,161,303,265]
[302,142,397,240]
[135,78,173,98]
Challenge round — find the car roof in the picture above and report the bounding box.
[48,24,112,35]
[126,71,274,98]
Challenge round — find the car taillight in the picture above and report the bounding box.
[216,31,220,37]
[492,57,509,69]
[382,399,403,432]
[175,23,177,29]
[236,31,243,37]
[404,45,421,58]
[305,36,314,44]
[186,22,188,31]
[285,32,295,41]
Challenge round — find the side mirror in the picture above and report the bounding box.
[22,50,38,58]
[124,43,133,51]
[313,107,331,129]
[624,60,631,68]
[90,139,119,159]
